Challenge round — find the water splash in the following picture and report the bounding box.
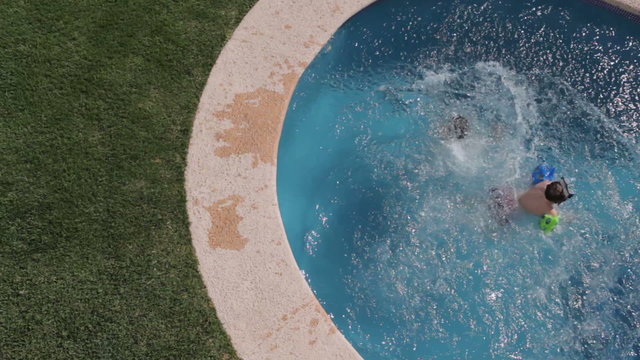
[278,0,640,359]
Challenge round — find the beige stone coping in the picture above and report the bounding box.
[185,0,639,359]
[602,0,640,15]
[185,0,376,358]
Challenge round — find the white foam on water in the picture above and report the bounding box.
[283,44,640,359]
[343,59,640,358]
[445,137,485,167]
[418,67,456,88]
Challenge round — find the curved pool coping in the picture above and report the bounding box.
[185,0,640,359]
[185,0,376,358]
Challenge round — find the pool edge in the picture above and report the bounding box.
[598,0,640,17]
[185,0,376,358]
[184,0,640,359]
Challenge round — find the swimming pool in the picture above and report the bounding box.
[277,0,639,358]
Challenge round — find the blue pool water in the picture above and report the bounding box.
[277,0,639,358]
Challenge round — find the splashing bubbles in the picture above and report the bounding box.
[278,0,640,359]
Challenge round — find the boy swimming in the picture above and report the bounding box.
[518,179,569,217]
[439,114,470,140]
[450,115,469,139]
[518,177,573,232]
[489,165,573,230]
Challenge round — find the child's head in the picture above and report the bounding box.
[452,115,469,139]
[545,181,568,204]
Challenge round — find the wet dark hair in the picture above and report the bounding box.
[545,181,567,204]
[452,115,469,139]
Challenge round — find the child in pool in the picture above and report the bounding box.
[448,115,469,139]
[450,115,469,139]
[489,177,572,225]
[438,114,470,140]
[518,180,567,217]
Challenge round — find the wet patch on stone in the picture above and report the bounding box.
[206,195,248,250]
[213,71,300,168]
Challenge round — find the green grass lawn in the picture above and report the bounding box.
[0,1,256,358]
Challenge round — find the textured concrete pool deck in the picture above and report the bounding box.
[185,0,640,359]
[186,0,376,358]
[603,0,640,15]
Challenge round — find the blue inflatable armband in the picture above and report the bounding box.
[532,163,556,185]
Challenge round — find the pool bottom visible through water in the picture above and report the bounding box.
[277,1,640,359]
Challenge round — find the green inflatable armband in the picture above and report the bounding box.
[540,214,559,233]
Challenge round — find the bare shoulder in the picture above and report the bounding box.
[535,180,550,190]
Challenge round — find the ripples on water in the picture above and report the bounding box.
[278,0,640,359]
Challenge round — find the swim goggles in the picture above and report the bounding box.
[559,177,574,204]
